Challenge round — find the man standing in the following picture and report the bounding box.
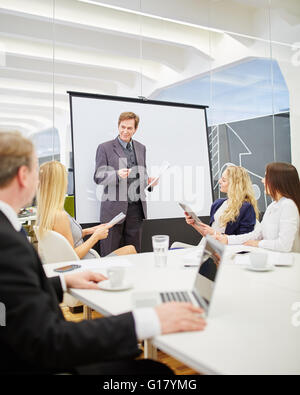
[94,111,156,256]
[0,131,206,375]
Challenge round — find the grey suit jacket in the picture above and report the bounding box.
[94,137,149,223]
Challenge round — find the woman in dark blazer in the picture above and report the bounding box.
[185,166,259,238]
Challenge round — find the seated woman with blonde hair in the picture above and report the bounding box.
[185,165,259,242]
[37,161,136,259]
[216,162,300,253]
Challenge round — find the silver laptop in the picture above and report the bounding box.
[132,235,225,314]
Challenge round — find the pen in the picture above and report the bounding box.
[184,264,199,267]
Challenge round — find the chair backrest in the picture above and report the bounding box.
[34,226,79,264]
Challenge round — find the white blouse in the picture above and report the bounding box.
[211,200,227,234]
[227,197,300,253]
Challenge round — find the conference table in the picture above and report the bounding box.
[44,246,300,375]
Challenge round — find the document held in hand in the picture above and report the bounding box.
[108,212,126,226]
[144,160,171,193]
[178,202,203,226]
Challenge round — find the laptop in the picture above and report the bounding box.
[132,235,225,314]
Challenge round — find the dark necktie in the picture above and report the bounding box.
[126,142,132,152]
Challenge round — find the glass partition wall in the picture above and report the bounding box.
[0,0,299,211]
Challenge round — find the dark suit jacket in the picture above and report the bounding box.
[0,211,140,374]
[94,137,149,223]
[210,198,256,235]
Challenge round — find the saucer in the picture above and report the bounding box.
[97,279,133,291]
[245,263,274,272]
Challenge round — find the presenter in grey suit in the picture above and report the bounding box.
[94,112,157,256]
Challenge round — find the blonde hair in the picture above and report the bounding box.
[37,161,67,237]
[0,131,34,188]
[219,166,259,227]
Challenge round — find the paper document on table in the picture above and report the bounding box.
[74,257,134,272]
[234,254,251,266]
[234,251,294,267]
[267,251,294,267]
[183,247,204,263]
[144,160,170,192]
[108,212,126,226]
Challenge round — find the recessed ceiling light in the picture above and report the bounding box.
[77,0,223,34]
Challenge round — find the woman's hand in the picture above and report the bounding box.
[93,224,111,240]
[94,223,113,231]
[214,234,228,245]
[184,212,195,226]
[243,240,259,247]
[197,223,215,237]
[184,212,215,236]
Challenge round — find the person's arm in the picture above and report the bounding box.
[82,223,109,237]
[226,224,263,245]
[184,213,215,236]
[52,211,109,259]
[258,201,299,252]
[234,203,257,235]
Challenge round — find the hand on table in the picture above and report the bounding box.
[65,271,108,290]
[155,302,207,334]
[244,240,259,247]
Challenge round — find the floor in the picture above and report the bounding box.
[61,304,200,375]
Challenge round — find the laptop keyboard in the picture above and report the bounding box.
[160,291,192,303]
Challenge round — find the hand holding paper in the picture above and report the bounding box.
[145,160,171,192]
[108,212,126,226]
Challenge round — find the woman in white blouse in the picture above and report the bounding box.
[216,162,300,253]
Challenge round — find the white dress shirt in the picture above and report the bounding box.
[211,200,227,234]
[0,200,161,340]
[227,197,300,253]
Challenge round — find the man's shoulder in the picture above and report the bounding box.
[132,139,145,150]
[0,214,34,257]
[97,139,117,150]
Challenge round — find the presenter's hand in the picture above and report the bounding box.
[65,271,108,290]
[148,177,158,187]
[118,168,131,179]
[155,302,206,334]
[244,240,259,247]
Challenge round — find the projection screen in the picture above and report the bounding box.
[69,92,213,224]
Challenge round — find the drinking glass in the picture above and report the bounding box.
[152,235,169,267]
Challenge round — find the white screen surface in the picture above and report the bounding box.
[70,95,213,224]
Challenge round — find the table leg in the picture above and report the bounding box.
[83,305,92,320]
[143,340,157,360]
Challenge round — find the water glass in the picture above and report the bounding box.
[152,235,169,267]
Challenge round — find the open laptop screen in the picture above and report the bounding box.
[193,235,225,308]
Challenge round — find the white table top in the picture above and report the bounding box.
[44,247,300,375]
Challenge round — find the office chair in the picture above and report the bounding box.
[34,227,100,309]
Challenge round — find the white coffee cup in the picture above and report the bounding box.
[107,267,126,288]
[249,252,268,269]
